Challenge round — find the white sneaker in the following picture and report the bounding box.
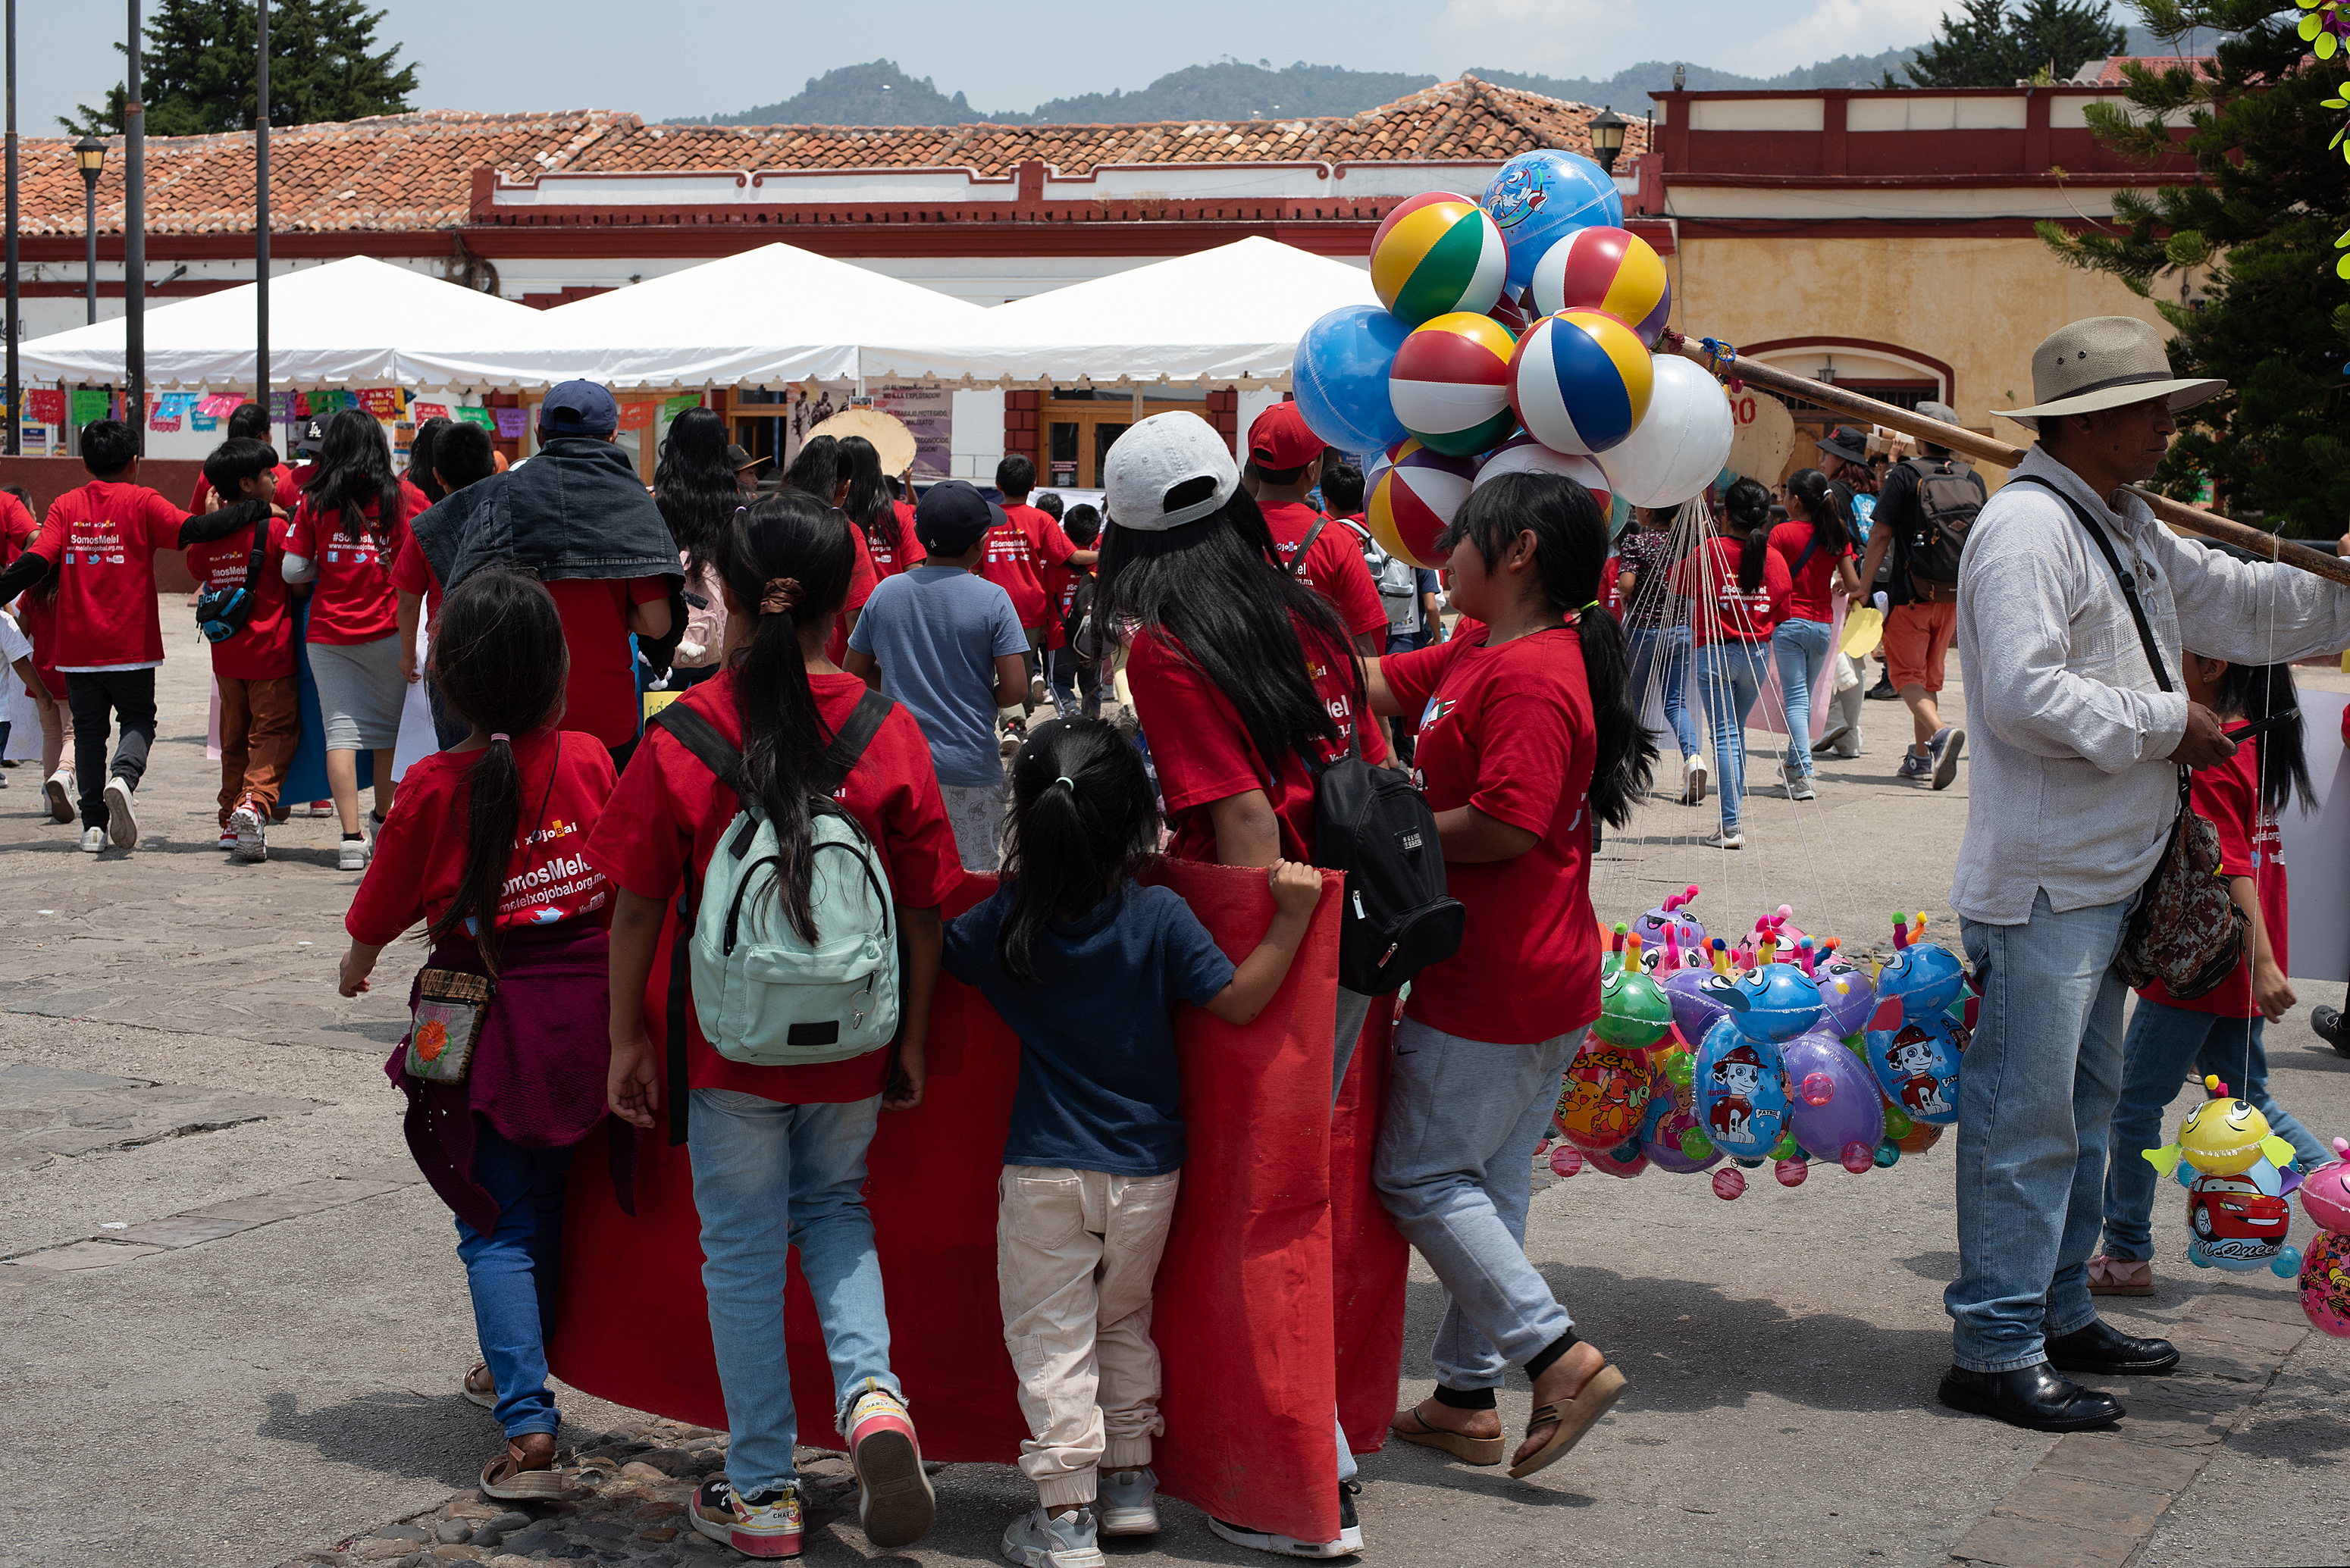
[102,777,138,849]
[846,1381,933,1549]
[1681,754,1707,806]
[1098,1467,1161,1537]
[217,828,238,850]
[43,769,74,823]
[1700,828,1745,850]
[229,804,267,864]
[78,825,105,853]
[339,835,370,872]
[1001,1507,1105,1568]
[1208,1484,1363,1560]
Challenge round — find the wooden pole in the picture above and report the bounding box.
[1661,333,2350,592]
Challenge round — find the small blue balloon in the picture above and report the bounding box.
[1291,305,1409,454]
[2272,1245,2305,1279]
[1481,149,1624,293]
[2189,1244,2214,1269]
[1873,1140,1900,1168]
[2175,1162,2197,1188]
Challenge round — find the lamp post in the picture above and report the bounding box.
[124,0,144,452]
[7,0,20,458]
[74,136,102,325]
[1588,105,1629,175]
[255,0,268,417]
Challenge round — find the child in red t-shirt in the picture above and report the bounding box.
[1042,503,1103,720]
[337,567,621,1506]
[187,438,304,862]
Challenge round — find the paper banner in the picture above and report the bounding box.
[26,389,64,425]
[660,394,700,422]
[196,393,244,418]
[616,400,655,433]
[494,407,527,439]
[193,410,218,432]
[148,393,189,433]
[70,389,109,426]
[411,402,450,424]
[456,405,497,431]
[359,387,403,419]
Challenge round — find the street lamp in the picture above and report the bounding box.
[74,135,103,324]
[1588,105,1629,174]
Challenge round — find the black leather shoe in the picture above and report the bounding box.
[1938,1363,2124,1431]
[2046,1319,2179,1376]
[2314,1004,2350,1060]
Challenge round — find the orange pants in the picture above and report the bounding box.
[217,674,299,825]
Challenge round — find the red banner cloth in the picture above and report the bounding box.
[547,860,1406,1546]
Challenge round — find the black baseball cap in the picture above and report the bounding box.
[540,378,619,438]
[291,417,327,456]
[915,479,1002,556]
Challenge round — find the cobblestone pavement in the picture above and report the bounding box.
[4,609,2349,1568]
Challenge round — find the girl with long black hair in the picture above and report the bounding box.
[1668,476,1789,848]
[337,567,622,1508]
[839,433,915,574]
[1361,469,1644,1484]
[593,490,962,1560]
[1767,468,1867,801]
[653,406,741,688]
[283,406,431,865]
[942,717,1318,1566]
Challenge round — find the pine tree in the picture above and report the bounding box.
[1906,0,2126,86]
[62,0,418,136]
[2039,0,2350,534]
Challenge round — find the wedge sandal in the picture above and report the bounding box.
[480,1438,569,1501]
[1390,1405,1505,1467]
[1508,1363,1627,1480]
[2086,1255,2154,1297]
[462,1362,497,1411]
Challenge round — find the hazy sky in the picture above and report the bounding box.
[14,0,2017,133]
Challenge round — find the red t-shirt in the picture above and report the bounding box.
[1041,562,1092,652]
[823,523,882,668]
[1383,627,1600,1044]
[185,514,298,681]
[587,668,966,1103]
[869,505,927,578]
[981,501,1075,629]
[1767,521,1852,624]
[1126,618,1388,865]
[1672,536,1788,646]
[0,490,36,568]
[547,576,672,750]
[277,464,316,510]
[388,534,443,627]
[345,728,619,947]
[1263,500,1389,642]
[2142,728,2286,1020]
[285,484,428,646]
[28,480,190,668]
[15,590,61,691]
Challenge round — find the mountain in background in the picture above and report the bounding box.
[684,26,2207,128]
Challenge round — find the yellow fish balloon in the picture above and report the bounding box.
[2144,1075,2299,1178]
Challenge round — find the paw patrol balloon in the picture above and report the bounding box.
[1862,925,1971,1127]
[1695,1016,1789,1162]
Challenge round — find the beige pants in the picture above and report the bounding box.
[997,1164,1180,1507]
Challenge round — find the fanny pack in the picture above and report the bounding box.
[406,969,496,1083]
[193,521,271,643]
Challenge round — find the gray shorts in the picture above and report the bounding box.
[940,780,1005,872]
[307,635,404,751]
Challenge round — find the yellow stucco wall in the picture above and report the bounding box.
[1668,233,2176,486]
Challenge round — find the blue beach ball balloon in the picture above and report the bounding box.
[1292,305,1411,455]
[1481,149,1625,294]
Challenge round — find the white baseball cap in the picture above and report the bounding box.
[1102,411,1238,532]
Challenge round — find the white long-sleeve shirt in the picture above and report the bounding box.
[1951,446,2350,924]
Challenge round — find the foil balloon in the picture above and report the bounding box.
[1638,1046,1722,1174]
[1781,1028,1884,1160]
[1556,1044,1653,1152]
[2298,1141,2350,1232]
[1595,962,1675,1051]
[1628,886,1707,968]
[1721,962,1825,1045]
[2145,1076,2298,1179]
[2184,1169,2290,1269]
[1863,936,1971,1126]
[2302,1232,2350,1338]
[1813,953,1877,1038]
[1695,1016,1788,1163]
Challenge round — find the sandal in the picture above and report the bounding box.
[2087,1255,2154,1297]
[462,1362,497,1411]
[1390,1404,1505,1466]
[480,1435,569,1501]
[1508,1363,1628,1480]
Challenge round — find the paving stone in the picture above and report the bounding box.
[434,1519,473,1544]
[111,1213,260,1247]
[2,1238,168,1270]
[638,1528,677,1542]
[2176,1311,2309,1357]
[180,1176,404,1223]
[2033,1432,2209,1494]
[1988,1471,2174,1534]
[2184,1285,2314,1326]
[1950,1510,2142,1567]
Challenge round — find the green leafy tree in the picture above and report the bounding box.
[1907,0,2128,86]
[63,0,418,136]
[2039,0,2350,534]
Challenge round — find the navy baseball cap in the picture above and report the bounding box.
[540,379,619,438]
[915,479,1002,556]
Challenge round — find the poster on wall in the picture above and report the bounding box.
[873,384,954,480]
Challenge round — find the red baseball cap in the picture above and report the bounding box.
[1248,400,1325,471]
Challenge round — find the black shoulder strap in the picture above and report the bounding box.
[816,688,895,794]
[1284,517,1331,579]
[2006,477,2173,693]
[651,702,745,790]
[1789,530,1822,579]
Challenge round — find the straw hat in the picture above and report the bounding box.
[2000,316,2224,430]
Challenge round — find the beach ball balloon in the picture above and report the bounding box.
[1489,287,1537,334]
[1555,1044,1653,1152]
[2303,1233,2350,1337]
[1695,1016,1788,1163]
[1292,305,1411,454]
[1370,192,1509,328]
[1367,438,1476,569]
[1389,311,1519,457]
[1508,308,1653,457]
[1528,225,1672,345]
[1475,432,1615,518]
[1596,354,1734,510]
[1480,149,1625,293]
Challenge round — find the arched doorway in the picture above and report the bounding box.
[1737,338,1954,480]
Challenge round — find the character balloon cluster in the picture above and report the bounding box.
[1546,900,1966,1200]
[1290,149,1737,571]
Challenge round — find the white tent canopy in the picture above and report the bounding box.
[405,243,992,393]
[16,255,547,391]
[860,237,1377,390]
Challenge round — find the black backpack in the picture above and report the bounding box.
[1311,735,1464,996]
[1900,457,1985,602]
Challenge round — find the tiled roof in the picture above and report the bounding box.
[2071,54,2216,85]
[20,77,1643,236]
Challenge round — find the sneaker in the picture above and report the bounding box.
[1897,751,1933,783]
[1000,716,1028,759]
[1681,755,1707,806]
[102,777,138,849]
[1098,1467,1161,1537]
[691,1477,803,1559]
[79,825,105,853]
[1866,676,1899,701]
[44,769,74,823]
[1699,827,1744,850]
[217,828,238,850]
[1001,1507,1105,1568]
[1812,722,1853,756]
[2315,1005,2350,1060]
[1930,726,1965,790]
[339,834,370,872]
[846,1381,934,1548]
[229,804,267,864]
[1027,674,1048,710]
[306,799,334,818]
[1208,1483,1364,1560]
[1787,775,1816,802]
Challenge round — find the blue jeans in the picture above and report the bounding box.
[455,1128,578,1438]
[689,1088,900,1496]
[1627,624,1703,759]
[1373,1021,1582,1390]
[1047,646,1100,720]
[2101,1004,2330,1262]
[1771,618,1835,777]
[1694,641,1765,831]
[1951,891,2132,1371]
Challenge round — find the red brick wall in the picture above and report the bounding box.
[1001,390,1042,487]
[1205,390,1239,454]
